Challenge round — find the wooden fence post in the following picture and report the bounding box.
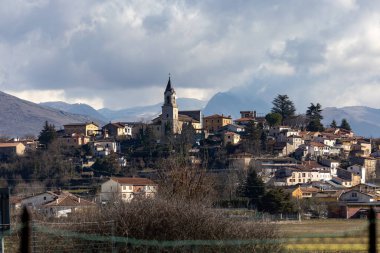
[20,207,31,253]
[369,207,376,253]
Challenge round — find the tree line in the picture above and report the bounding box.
[265,94,351,131]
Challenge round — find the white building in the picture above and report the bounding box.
[21,191,95,217]
[274,168,332,186]
[320,158,340,176]
[92,140,120,157]
[100,177,157,202]
[347,164,366,184]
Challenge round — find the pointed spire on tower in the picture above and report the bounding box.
[165,73,173,92]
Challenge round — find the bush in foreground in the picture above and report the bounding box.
[69,197,282,252]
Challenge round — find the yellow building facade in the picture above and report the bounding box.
[203,114,232,132]
[63,122,99,136]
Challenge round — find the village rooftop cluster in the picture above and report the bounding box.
[1,77,380,219]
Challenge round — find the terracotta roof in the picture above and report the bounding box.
[234,117,255,122]
[44,194,95,207]
[309,141,325,147]
[110,177,157,185]
[301,161,325,170]
[299,187,320,193]
[203,114,232,119]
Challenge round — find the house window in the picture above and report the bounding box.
[123,186,126,190]
[43,197,46,200]
[352,192,357,198]
[129,186,132,190]
[302,173,306,177]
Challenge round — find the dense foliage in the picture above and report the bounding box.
[271,94,296,123]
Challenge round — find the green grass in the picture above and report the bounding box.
[277,219,370,252]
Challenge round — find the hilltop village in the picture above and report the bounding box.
[1,77,380,220]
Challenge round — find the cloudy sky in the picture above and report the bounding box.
[1,0,380,111]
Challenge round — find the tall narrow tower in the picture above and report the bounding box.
[161,76,179,138]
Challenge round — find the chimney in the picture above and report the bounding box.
[78,197,80,203]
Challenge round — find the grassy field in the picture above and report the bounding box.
[278,219,371,252]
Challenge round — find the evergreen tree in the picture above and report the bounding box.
[306,103,324,131]
[242,121,262,154]
[306,103,323,121]
[38,121,57,148]
[265,113,282,127]
[306,120,324,132]
[340,118,351,131]
[260,131,267,152]
[271,95,296,123]
[240,169,265,209]
[260,187,295,214]
[330,120,337,128]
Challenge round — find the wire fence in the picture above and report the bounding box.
[0,208,377,253]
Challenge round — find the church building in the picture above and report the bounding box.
[150,77,202,141]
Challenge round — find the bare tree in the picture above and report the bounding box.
[156,155,217,205]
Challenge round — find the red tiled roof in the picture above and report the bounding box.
[234,117,255,122]
[110,177,157,185]
[309,141,325,147]
[203,114,232,119]
[299,187,320,193]
[44,194,95,207]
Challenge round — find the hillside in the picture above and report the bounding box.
[203,91,270,118]
[322,106,380,137]
[0,91,103,137]
[40,101,108,122]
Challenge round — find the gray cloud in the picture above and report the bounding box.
[1,0,380,109]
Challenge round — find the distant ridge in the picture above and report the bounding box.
[3,89,380,138]
[40,101,108,122]
[322,106,380,137]
[98,98,207,122]
[0,91,103,137]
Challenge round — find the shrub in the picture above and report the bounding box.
[70,197,282,252]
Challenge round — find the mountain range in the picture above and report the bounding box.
[1,89,380,137]
[322,106,380,137]
[0,91,104,137]
[203,91,380,137]
[43,98,207,123]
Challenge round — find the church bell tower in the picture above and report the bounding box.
[161,76,179,137]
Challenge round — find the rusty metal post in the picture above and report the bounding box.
[369,207,376,253]
[20,207,31,253]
